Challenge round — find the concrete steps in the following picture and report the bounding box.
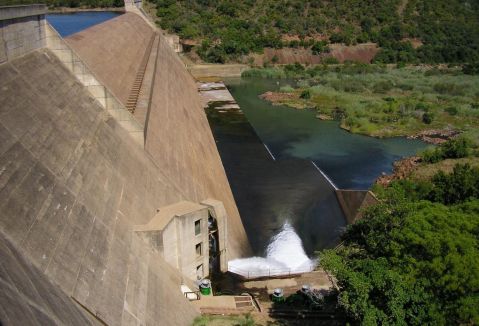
[125,33,156,114]
[234,296,255,310]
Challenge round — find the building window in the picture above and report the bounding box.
[196,243,202,257]
[196,264,204,279]
[194,220,201,235]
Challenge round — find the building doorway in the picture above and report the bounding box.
[208,213,221,275]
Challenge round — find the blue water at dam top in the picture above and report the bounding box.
[46,12,122,37]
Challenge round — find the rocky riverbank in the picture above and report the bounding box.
[375,156,422,186]
[407,128,461,145]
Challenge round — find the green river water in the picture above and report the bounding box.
[226,77,428,189]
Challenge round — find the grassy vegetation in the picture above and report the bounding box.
[148,0,479,64]
[247,63,479,140]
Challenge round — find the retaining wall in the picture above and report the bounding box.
[336,190,379,224]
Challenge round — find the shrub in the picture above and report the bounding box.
[300,89,311,99]
[422,112,434,124]
[421,137,474,163]
[422,147,444,163]
[279,85,295,93]
[441,137,474,159]
[429,164,479,205]
[373,80,394,93]
[284,62,305,75]
[397,83,414,91]
[311,41,330,55]
[445,106,459,116]
[341,79,365,93]
[332,107,347,120]
[322,57,339,65]
[415,102,429,111]
[463,62,479,75]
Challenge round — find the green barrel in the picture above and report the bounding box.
[199,279,211,296]
[271,288,285,303]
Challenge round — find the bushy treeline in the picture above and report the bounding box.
[321,162,479,325]
[422,137,477,163]
[151,0,479,64]
[374,0,479,64]
[0,0,123,8]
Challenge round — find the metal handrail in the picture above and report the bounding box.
[228,265,315,279]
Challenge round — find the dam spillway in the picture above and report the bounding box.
[205,93,347,256]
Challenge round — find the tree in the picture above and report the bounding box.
[429,164,479,205]
[321,199,479,325]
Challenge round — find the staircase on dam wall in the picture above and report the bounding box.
[131,33,160,126]
[44,23,145,147]
[126,35,158,114]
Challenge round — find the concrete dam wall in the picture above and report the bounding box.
[0,5,250,326]
[66,13,249,260]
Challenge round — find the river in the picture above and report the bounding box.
[207,78,427,259]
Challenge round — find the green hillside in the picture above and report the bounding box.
[152,0,479,64]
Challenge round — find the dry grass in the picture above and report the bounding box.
[412,157,479,180]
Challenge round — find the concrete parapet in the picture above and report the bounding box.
[0,4,46,20]
[0,5,47,63]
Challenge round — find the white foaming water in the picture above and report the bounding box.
[228,222,316,278]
